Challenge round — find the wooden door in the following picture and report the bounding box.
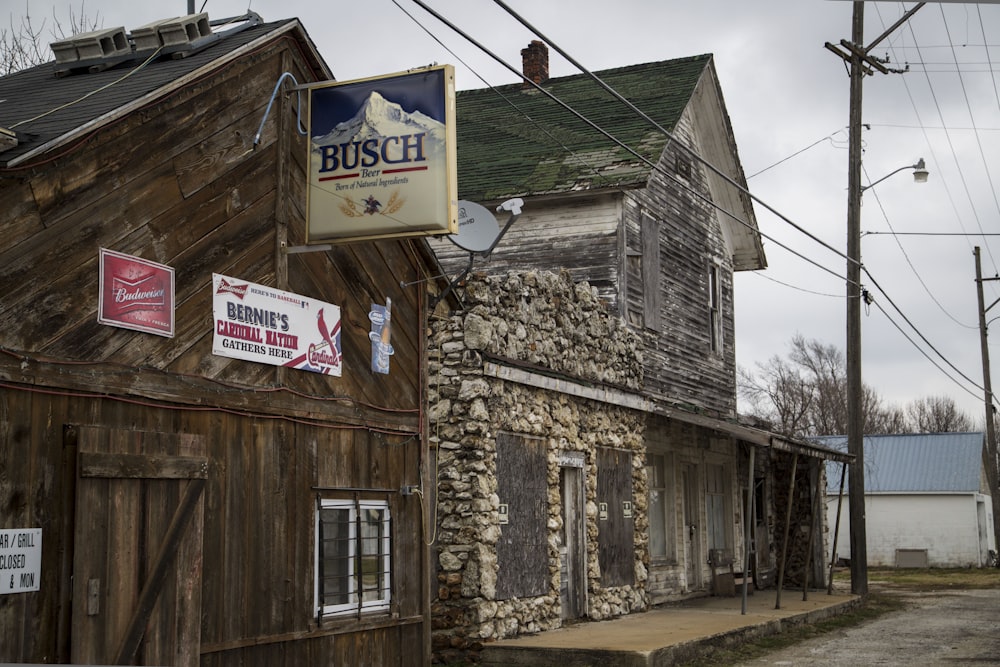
[71,427,205,666]
[596,447,634,587]
[682,464,701,591]
[559,465,586,619]
[496,433,548,599]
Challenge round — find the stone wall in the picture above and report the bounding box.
[428,270,647,662]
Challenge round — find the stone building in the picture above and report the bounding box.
[427,43,849,661]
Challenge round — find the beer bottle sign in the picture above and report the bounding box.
[369,299,393,374]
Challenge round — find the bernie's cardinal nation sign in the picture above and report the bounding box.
[211,274,342,376]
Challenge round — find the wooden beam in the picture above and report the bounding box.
[79,452,208,480]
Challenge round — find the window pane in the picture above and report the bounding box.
[649,487,666,557]
[358,508,387,602]
[320,508,351,606]
[317,500,391,616]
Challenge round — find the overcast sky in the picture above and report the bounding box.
[13,0,1000,423]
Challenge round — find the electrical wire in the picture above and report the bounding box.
[746,270,844,298]
[745,128,848,180]
[486,0,857,272]
[900,11,1000,276]
[939,6,1000,261]
[401,0,858,287]
[868,300,987,406]
[389,0,616,198]
[862,164,976,329]
[863,266,985,393]
[10,46,163,129]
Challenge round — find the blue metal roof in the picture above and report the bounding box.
[816,432,985,494]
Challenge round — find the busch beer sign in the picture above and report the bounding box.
[212,274,342,376]
[306,65,458,244]
[98,249,174,337]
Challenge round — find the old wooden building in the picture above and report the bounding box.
[427,41,848,659]
[0,13,437,666]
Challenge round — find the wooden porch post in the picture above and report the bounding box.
[774,452,798,610]
[828,462,847,595]
[741,444,756,615]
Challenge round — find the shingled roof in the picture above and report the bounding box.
[0,14,322,168]
[455,54,711,203]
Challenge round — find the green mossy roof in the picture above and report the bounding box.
[456,54,711,202]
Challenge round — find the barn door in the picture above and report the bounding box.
[71,427,206,666]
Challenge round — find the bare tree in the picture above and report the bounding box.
[1,2,100,75]
[738,335,965,439]
[906,395,974,433]
[788,335,848,436]
[738,356,812,436]
[863,388,908,434]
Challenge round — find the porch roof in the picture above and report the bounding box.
[484,359,853,463]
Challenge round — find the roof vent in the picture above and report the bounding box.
[133,13,215,59]
[0,127,17,154]
[50,26,132,74]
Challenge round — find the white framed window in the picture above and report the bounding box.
[315,498,391,618]
[646,453,677,563]
[706,464,729,552]
[708,264,722,354]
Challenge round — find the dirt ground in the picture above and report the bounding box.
[734,587,1000,666]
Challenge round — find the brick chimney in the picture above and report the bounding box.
[521,40,549,87]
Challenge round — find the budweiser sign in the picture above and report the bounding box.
[98,249,175,337]
[215,277,248,299]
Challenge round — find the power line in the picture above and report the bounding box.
[863,266,984,393]
[746,128,848,180]
[409,0,983,405]
[863,165,977,329]
[485,0,857,272]
[401,0,856,287]
[863,231,1000,237]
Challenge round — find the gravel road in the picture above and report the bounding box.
[736,588,1000,666]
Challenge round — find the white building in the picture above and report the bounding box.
[820,432,995,568]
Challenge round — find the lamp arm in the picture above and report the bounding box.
[860,163,914,192]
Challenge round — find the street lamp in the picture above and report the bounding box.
[861,158,928,192]
[846,156,928,597]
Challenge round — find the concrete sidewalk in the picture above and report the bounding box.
[480,589,861,666]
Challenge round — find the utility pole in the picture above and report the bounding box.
[826,1,925,596]
[844,2,868,597]
[973,247,1000,564]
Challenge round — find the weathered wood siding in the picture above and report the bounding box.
[430,193,623,308]
[622,105,737,416]
[0,25,432,666]
[0,385,426,665]
[596,447,635,587]
[436,97,740,416]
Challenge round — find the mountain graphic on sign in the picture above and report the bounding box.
[312,91,446,160]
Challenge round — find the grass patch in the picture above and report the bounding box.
[855,566,1000,591]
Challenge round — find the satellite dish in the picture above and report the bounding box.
[449,200,501,253]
